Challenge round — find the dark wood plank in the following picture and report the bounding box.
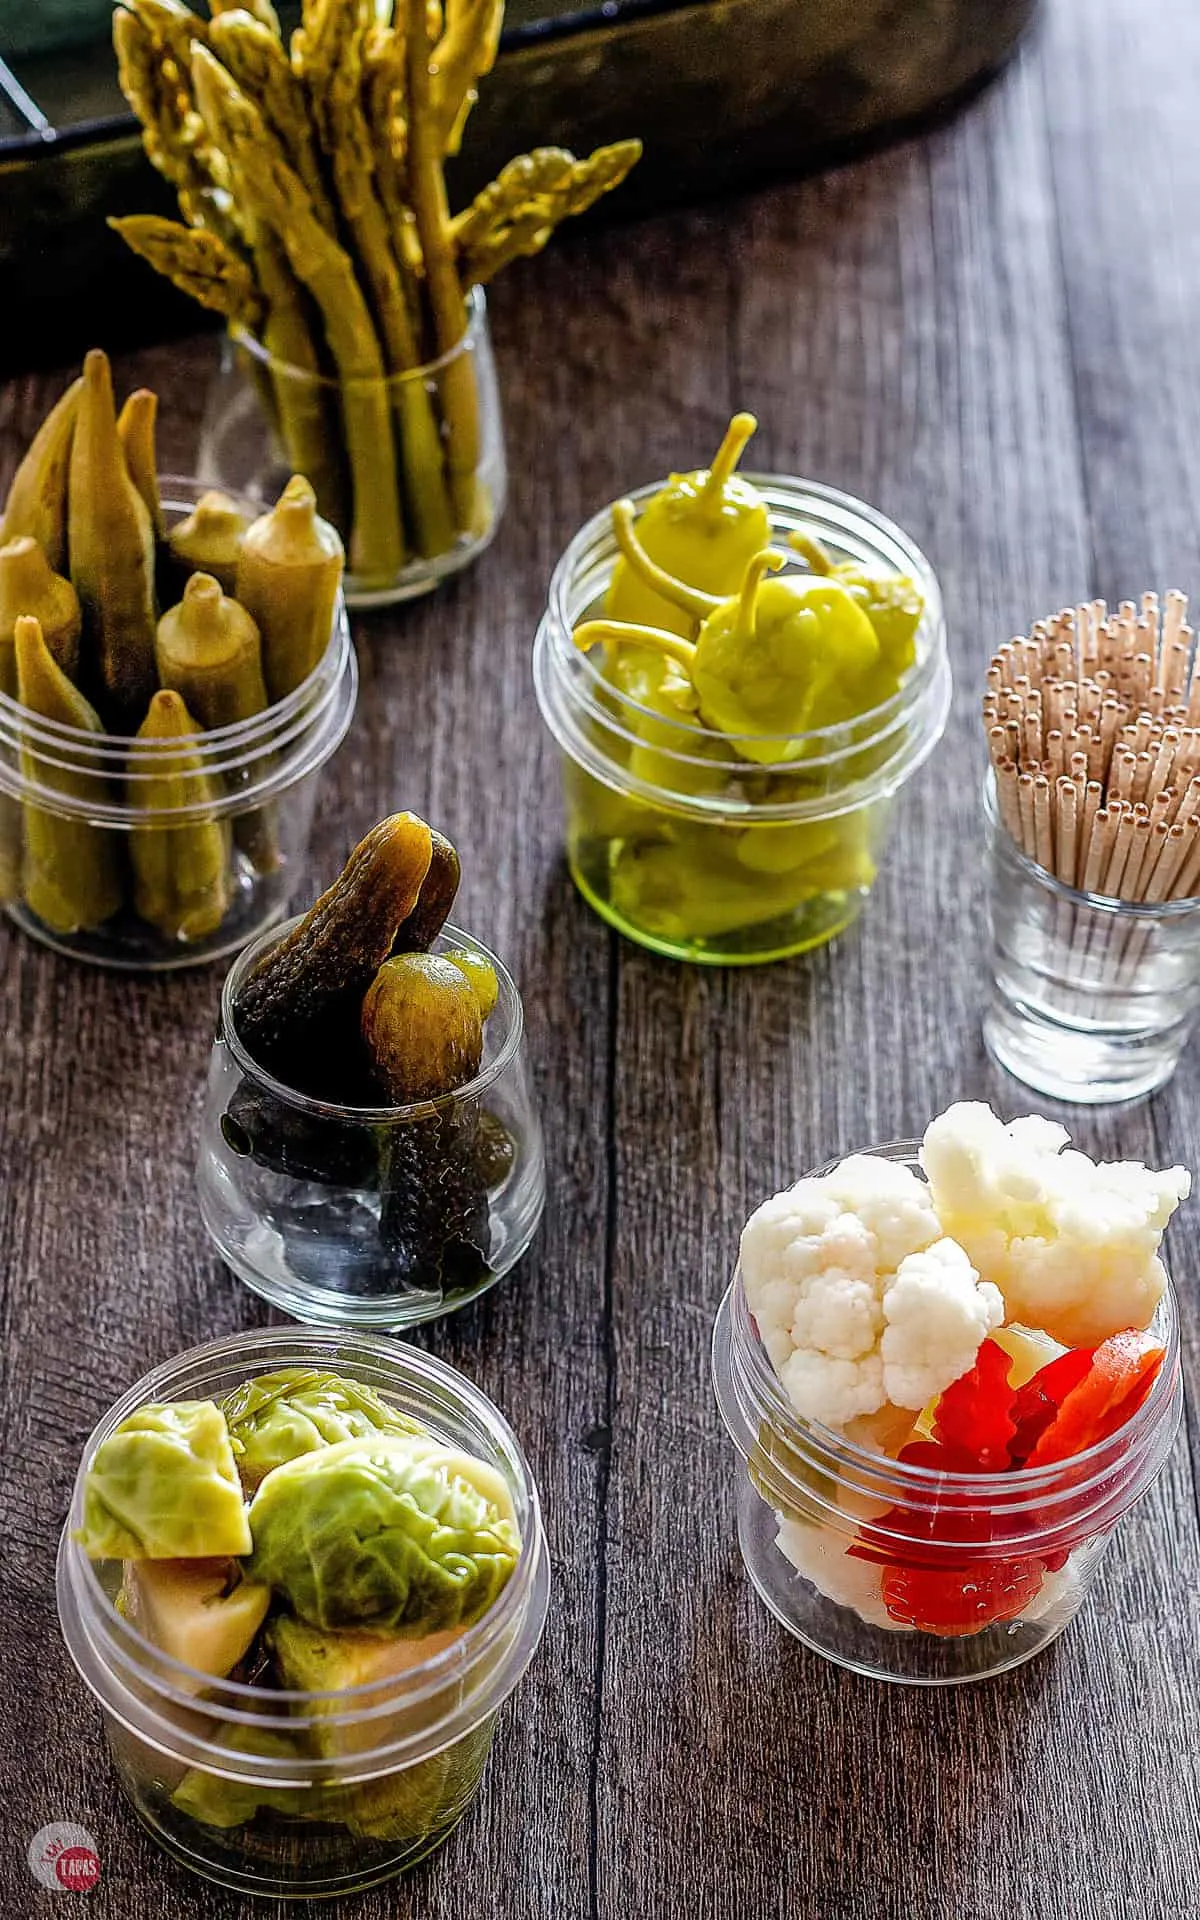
[596,37,1200,1920]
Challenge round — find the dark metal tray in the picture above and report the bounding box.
[0,0,1036,370]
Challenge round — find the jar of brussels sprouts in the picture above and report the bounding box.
[57,1327,550,1899]
[533,464,951,964]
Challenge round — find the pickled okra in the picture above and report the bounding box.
[0,538,81,692]
[0,355,347,955]
[235,477,345,701]
[68,349,158,725]
[127,691,232,944]
[14,616,123,933]
[0,376,81,573]
[166,491,251,598]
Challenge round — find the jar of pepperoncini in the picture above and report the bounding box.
[533,477,951,965]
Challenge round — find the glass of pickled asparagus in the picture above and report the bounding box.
[0,351,357,970]
[110,0,641,607]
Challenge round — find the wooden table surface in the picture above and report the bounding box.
[4,1,1200,1913]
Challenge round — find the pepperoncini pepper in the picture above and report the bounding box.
[605,413,769,640]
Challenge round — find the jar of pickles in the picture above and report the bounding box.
[0,477,357,970]
[56,1327,551,1899]
[533,469,951,964]
[711,1134,1184,1684]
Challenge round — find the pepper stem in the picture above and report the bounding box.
[787,529,833,574]
[573,618,699,674]
[612,499,718,620]
[733,549,786,644]
[701,411,757,506]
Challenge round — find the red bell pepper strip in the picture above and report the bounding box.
[1025,1331,1166,1467]
[1007,1346,1095,1465]
[931,1338,1018,1470]
[881,1553,1046,1636]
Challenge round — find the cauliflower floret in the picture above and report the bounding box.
[880,1238,1004,1410]
[775,1517,904,1632]
[740,1157,991,1429]
[920,1102,1190,1347]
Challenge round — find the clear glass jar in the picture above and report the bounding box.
[198,288,507,609]
[711,1142,1182,1684]
[56,1326,550,1899]
[0,478,357,971]
[197,919,545,1327]
[982,775,1200,1103]
[533,478,951,964]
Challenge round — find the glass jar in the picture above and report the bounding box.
[197,919,545,1327]
[56,1326,550,1899]
[533,478,951,964]
[198,288,507,609]
[982,774,1200,1104]
[711,1142,1182,1684]
[0,478,357,971]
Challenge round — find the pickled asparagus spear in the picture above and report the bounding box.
[127,690,232,942]
[166,491,251,597]
[0,538,82,692]
[67,349,158,727]
[117,389,163,539]
[190,45,405,581]
[107,216,264,330]
[0,378,81,574]
[235,478,344,701]
[14,617,124,933]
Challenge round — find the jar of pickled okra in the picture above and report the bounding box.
[0,478,357,970]
[197,918,545,1326]
[57,1327,550,1900]
[533,478,951,965]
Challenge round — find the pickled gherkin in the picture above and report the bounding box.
[14,615,124,933]
[235,477,344,702]
[127,690,232,944]
[234,812,435,1097]
[362,954,484,1105]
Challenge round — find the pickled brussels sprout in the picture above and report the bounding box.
[77,1401,252,1560]
[220,1368,422,1493]
[245,1433,520,1635]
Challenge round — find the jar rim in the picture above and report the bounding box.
[230,286,488,390]
[219,916,526,1119]
[58,1327,549,1774]
[715,1138,1181,1507]
[0,479,349,754]
[983,769,1200,914]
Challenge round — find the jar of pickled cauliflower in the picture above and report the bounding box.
[56,1327,550,1898]
[711,1142,1182,1684]
[533,479,951,964]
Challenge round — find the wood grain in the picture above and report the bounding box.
[3,3,1200,1916]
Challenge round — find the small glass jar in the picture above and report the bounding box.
[0,478,357,971]
[56,1326,550,1899]
[711,1142,1182,1685]
[982,775,1200,1103]
[533,478,951,965]
[197,919,545,1327]
[199,288,507,609]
